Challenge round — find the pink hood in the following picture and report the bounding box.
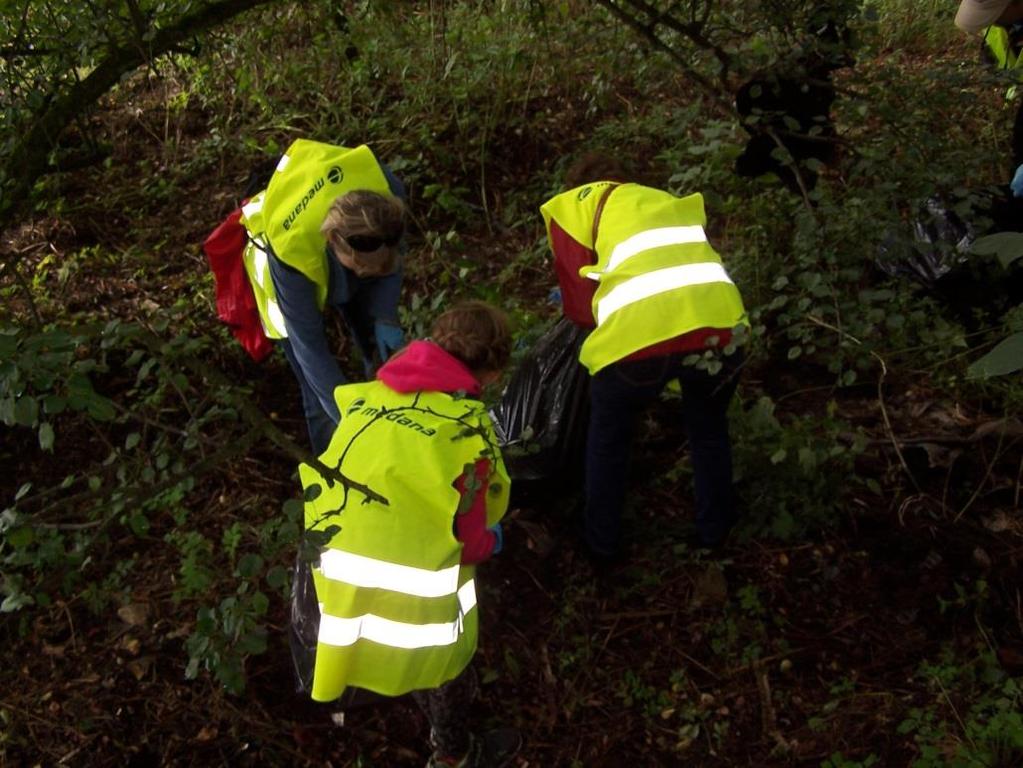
[378,340,481,396]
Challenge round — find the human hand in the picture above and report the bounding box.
[375,322,404,361]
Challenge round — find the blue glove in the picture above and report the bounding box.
[1012,164,1023,198]
[489,524,504,555]
[375,322,404,362]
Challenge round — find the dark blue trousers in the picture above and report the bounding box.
[585,351,742,556]
[280,338,339,455]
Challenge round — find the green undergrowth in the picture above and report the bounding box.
[1,3,1021,764]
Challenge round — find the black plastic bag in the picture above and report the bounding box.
[875,196,975,288]
[289,554,319,694]
[490,317,590,485]
[876,189,1023,324]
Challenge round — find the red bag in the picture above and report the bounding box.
[203,207,274,362]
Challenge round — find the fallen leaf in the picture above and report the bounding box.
[982,511,1021,534]
[919,443,960,469]
[117,603,150,627]
[691,565,728,608]
[972,547,992,570]
[127,658,152,681]
[41,642,65,658]
[195,726,218,742]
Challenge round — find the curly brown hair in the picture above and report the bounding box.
[430,301,512,375]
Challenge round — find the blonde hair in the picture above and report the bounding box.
[321,190,406,270]
[431,301,512,375]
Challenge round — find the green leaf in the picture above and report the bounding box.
[967,332,1023,378]
[8,526,34,548]
[125,432,141,450]
[1,592,34,613]
[266,565,288,591]
[86,393,116,422]
[249,591,269,616]
[236,553,263,578]
[798,447,817,473]
[770,449,788,464]
[0,397,14,425]
[38,422,54,451]
[15,482,32,500]
[128,512,149,535]
[0,332,18,358]
[13,396,38,427]
[970,232,1023,269]
[43,395,66,414]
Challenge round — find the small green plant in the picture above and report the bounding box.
[898,647,1023,768]
[821,753,880,768]
[730,395,866,540]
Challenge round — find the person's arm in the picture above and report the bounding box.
[381,163,407,201]
[549,220,598,328]
[345,269,406,372]
[453,458,500,565]
[268,254,345,423]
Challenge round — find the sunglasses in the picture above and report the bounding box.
[343,233,401,252]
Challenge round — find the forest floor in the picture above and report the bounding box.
[2,73,1023,768]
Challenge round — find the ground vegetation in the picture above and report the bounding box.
[2,1,1022,766]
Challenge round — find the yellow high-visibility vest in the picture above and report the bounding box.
[240,140,392,339]
[982,25,1023,98]
[541,183,747,374]
[299,379,509,701]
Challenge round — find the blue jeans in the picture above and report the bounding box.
[280,338,339,455]
[585,350,742,556]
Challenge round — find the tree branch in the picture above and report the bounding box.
[0,0,280,243]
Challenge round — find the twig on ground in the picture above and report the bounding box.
[806,314,925,497]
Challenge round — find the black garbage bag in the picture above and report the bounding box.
[876,196,975,287]
[491,317,590,487]
[288,554,319,694]
[288,553,388,708]
[876,189,1023,323]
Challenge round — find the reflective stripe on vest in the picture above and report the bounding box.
[541,183,747,374]
[596,262,735,325]
[239,141,392,339]
[600,225,708,274]
[241,232,288,338]
[319,549,461,597]
[299,378,509,701]
[317,580,477,649]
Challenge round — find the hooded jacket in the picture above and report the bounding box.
[377,340,501,563]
